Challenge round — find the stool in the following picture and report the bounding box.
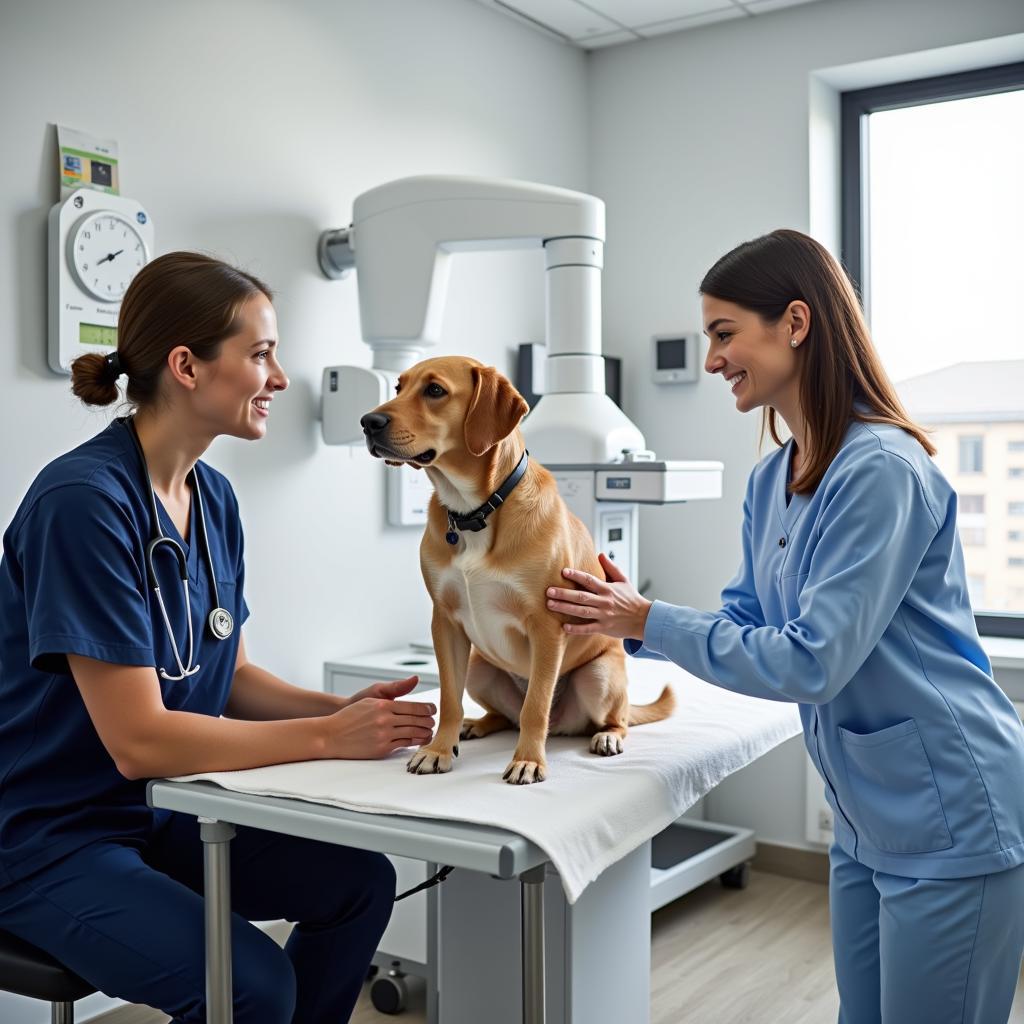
[0,928,96,1023]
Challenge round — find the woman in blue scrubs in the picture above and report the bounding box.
[0,252,436,1022]
[546,229,1024,1023]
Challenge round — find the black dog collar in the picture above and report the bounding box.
[445,450,529,545]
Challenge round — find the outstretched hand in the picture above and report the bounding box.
[546,553,652,640]
[327,675,437,759]
[349,675,421,703]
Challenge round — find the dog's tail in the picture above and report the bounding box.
[628,684,676,726]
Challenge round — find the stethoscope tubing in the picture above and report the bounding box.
[124,417,232,680]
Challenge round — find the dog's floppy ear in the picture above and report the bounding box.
[464,366,529,457]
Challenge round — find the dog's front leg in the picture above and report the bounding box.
[407,608,470,775]
[503,627,566,785]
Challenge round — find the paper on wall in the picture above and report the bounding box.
[57,125,119,199]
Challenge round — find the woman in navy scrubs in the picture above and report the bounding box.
[547,230,1024,1022]
[0,252,436,1022]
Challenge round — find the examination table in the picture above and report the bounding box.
[148,658,801,1023]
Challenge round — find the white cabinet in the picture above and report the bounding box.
[324,647,439,697]
[324,647,441,1001]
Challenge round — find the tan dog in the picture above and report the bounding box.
[360,356,674,784]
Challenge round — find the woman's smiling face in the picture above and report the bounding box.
[702,295,805,415]
[192,294,289,440]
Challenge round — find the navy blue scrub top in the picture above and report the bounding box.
[627,417,1024,879]
[0,418,249,884]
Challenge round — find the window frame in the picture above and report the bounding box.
[841,61,1024,640]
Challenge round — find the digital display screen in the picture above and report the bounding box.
[606,477,631,490]
[608,527,623,542]
[79,322,117,348]
[656,338,688,371]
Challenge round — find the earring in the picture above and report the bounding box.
[790,338,799,348]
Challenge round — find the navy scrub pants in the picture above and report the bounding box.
[830,843,1024,1023]
[0,811,396,1023]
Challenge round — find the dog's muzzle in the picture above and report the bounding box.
[359,412,436,464]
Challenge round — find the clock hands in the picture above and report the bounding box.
[96,249,125,265]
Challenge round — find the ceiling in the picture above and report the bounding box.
[474,0,826,49]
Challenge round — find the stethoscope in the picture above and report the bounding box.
[123,417,233,680]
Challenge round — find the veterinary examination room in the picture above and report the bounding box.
[2,0,1024,1021]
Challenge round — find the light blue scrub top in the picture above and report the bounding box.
[627,418,1024,879]
[0,419,250,884]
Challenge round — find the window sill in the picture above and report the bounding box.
[979,635,1024,671]
[980,637,1024,711]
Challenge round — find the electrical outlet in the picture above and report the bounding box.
[817,808,834,832]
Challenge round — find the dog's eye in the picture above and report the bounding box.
[424,382,447,398]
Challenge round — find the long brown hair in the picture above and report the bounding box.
[699,229,935,495]
[70,252,273,409]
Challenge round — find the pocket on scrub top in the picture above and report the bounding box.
[838,718,952,855]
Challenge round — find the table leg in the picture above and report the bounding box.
[199,817,236,1024]
[519,865,546,1024]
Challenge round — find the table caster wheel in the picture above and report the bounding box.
[371,972,408,1014]
[720,862,750,889]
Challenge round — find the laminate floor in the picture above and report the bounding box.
[349,869,1024,1024]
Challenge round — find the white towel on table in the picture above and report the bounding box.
[175,658,801,903]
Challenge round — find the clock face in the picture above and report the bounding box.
[68,211,148,302]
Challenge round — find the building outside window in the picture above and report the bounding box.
[842,62,1024,636]
[958,495,985,515]
[959,436,984,474]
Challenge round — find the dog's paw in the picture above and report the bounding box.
[590,732,624,756]
[407,746,455,775]
[460,717,488,740]
[502,759,547,785]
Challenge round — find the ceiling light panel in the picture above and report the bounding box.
[743,0,822,11]
[498,0,622,39]
[578,30,640,48]
[587,0,741,23]
[633,6,744,34]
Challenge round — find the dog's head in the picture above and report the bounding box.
[360,356,529,467]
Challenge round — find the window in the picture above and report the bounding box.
[1011,559,1024,569]
[843,62,1024,638]
[958,495,985,515]
[967,575,986,608]
[1010,531,1024,542]
[958,436,984,474]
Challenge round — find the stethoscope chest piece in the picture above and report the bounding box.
[125,417,235,680]
[208,607,234,641]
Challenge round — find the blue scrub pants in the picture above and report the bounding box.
[830,843,1024,1023]
[0,811,396,1022]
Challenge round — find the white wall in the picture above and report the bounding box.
[0,0,586,1018]
[0,0,588,675]
[3,0,1024,1018]
[587,0,1024,847]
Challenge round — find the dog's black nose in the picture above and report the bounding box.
[360,412,390,435]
